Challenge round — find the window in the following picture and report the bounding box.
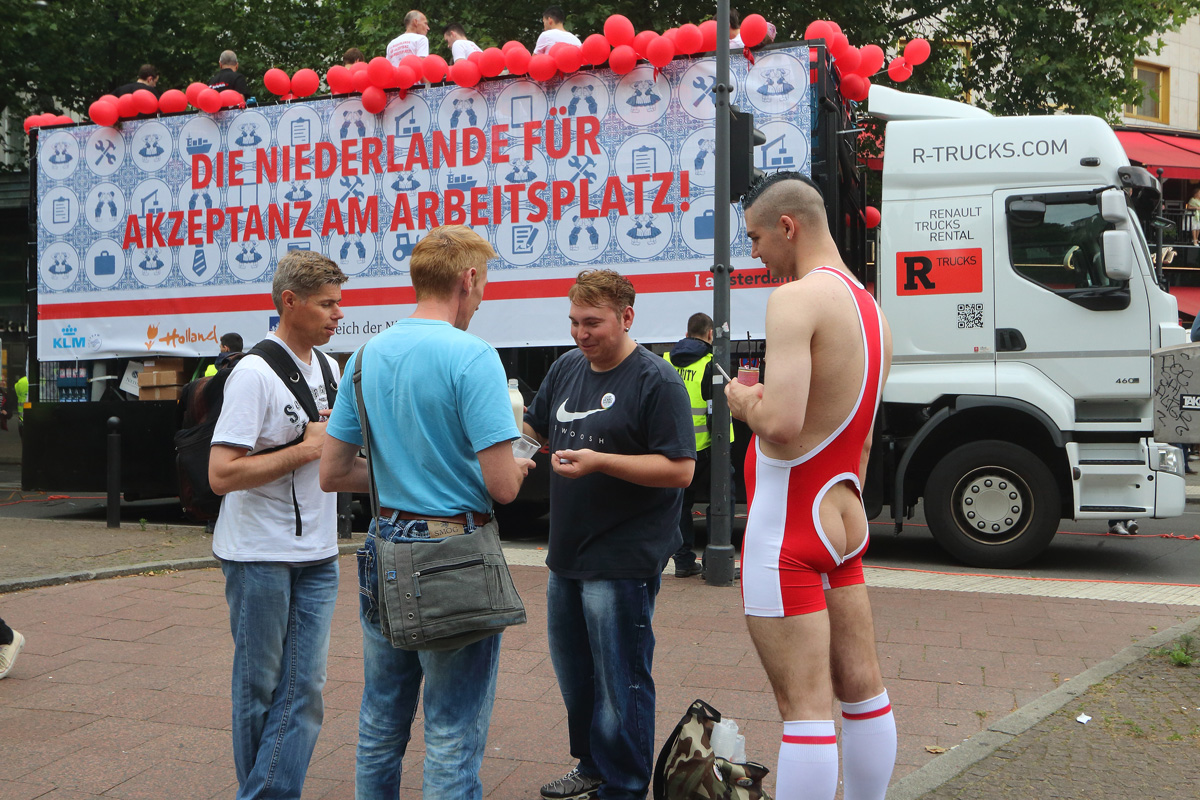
[1125,62,1169,123]
[1006,193,1129,311]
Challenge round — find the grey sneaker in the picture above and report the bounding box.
[0,630,24,679]
[1126,519,1139,535]
[540,766,603,800]
[1108,521,1130,535]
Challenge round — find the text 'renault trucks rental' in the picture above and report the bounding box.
[27,42,1189,566]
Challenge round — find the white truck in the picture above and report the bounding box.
[865,85,1188,567]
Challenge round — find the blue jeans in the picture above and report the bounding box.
[547,571,660,800]
[222,558,339,800]
[355,518,501,800]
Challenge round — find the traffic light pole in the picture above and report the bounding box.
[706,0,736,587]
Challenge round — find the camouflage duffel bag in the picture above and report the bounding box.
[652,698,772,800]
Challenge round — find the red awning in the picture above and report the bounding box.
[1115,130,1200,180]
[1171,285,1200,318]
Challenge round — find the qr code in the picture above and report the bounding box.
[957,303,984,329]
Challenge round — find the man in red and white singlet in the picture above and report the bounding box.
[726,172,895,800]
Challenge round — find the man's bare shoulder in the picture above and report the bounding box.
[768,268,847,319]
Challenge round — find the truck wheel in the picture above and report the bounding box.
[923,440,1059,568]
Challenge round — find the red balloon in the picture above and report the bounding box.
[502,40,524,54]
[633,31,658,59]
[396,65,418,89]
[646,37,675,69]
[675,24,703,55]
[219,89,243,108]
[22,116,35,134]
[361,85,387,114]
[132,89,158,115]
[89,100,118,126]
[349,60,369,74]
[837,46,861,75]
[449,60,481,88]
[158,89,187,114]
[352,70,372,93]
[116,93,138,118]
[865,206,881,229]
[367,57,395,88]
[857,44,885,76]
[840,73,868,102]
[292,68,320,97]
[185,82,207,108]
[480,47,506,77]
[423,54,448,83]
[804,20,833,41]
[581,34,610,66]
[197,88,222,114]
[326,65,353,94]
[888,57,913,82]
[98,94,119,105]
[505,46,531,76]
[528,54,557,82]
[469,51,483,64]
[552,43,583,73]
[828,21,843,34]
[662,30,678,50]
[741,14,768,47]
[609,44,637,75]
[699,20,718,52]
[400,54,423,79]
[830,32,851,59]
[263,68,291,96]
[904,38,931,66]
[48,114,72,126]
[604,15,635,48]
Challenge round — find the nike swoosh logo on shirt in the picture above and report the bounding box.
[555,399,606,423]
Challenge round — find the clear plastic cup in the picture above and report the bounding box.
[512,434,541,459]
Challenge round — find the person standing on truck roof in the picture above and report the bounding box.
[533,5,581,55]
[320,225,533,798]
[662,311,735,578]
[443,23,482,62]
[726,172,896,800]
[207,251,347,800]
[524,269,695,800]
[209,50,249,96]
[386,10,430,66]
[343,47,365,66]
[205,332,244,378]
[113,64,161,97]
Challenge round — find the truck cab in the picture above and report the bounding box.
[869,85,1187,567]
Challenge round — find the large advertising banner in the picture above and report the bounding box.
[35,46,812,360]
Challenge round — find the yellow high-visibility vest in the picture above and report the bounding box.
[663,350,733,452]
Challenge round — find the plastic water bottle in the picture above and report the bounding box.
[710,717,739,760]
[508,379,523,431]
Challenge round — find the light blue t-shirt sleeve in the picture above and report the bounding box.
[326,349,363,446]
[457,345,520,453]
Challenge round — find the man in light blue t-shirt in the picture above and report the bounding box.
[321,225,533,798]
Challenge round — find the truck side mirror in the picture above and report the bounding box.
[1099,189,1128,224]
[1102,230,1133,281]
[1007,200,1045,227]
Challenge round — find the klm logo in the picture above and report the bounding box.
[53,325,86,350]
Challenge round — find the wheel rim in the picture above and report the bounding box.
[952,466,1030,546]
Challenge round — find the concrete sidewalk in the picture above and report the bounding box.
[2,515,1199,799]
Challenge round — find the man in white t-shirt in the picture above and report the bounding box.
[533,5,581,55]
[209,250,349,800]
[443,22,482,62]
[386,9,430,66]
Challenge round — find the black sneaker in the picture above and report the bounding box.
[675,560,703,578]
[540,766,603,799]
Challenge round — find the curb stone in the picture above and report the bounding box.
[885,614,1200,800]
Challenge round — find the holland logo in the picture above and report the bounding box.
[53,325,87,350]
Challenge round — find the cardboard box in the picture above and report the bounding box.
[143,357,186,372]
[138,369,184,387]
[138,385,181,401]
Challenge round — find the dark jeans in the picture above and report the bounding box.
[674,448,711,565]
[547,571,660,800]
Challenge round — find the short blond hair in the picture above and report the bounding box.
[567,269,635,316]
[272,251,348,313]
[410,226,496,300]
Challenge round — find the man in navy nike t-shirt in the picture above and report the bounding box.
[525,269,695,800]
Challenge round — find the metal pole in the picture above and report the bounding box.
[337,492,352,539]
[705,0,736,586]
[107,416,121,528]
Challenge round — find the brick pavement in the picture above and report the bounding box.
[2,552,1198,799]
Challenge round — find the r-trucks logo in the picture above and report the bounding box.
[896,248,984,295]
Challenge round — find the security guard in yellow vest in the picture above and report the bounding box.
[663,312,733,577]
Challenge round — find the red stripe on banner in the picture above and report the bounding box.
[842,704,892,721]
[39,269,780,321]
[781,734,837,745]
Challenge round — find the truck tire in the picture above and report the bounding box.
[923,440,1059,568]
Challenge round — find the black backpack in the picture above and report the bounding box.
[174,340,337,523]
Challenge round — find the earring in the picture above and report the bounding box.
[624,327,630,332]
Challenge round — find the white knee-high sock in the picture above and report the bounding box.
[840,689,897,800]
[775,719,838,800]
